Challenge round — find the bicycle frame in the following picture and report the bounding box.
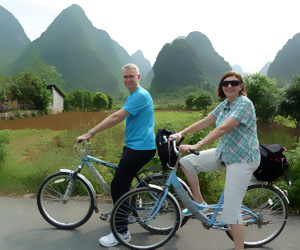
[149,138,266,230]
[59,142,118,209]
[61,141,167,216]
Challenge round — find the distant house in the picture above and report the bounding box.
[47,85,65,114]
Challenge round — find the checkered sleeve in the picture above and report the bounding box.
[229,96,254,126]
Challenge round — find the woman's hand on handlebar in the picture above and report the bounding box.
[169,132,183,143]
[179,144,200,154]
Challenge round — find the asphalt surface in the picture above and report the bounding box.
[0,196,299,250]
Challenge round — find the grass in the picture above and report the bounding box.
[0,111,299,205]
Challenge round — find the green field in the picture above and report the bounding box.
[0,111,299,211]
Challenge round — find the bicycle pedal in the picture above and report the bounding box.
[128,215,136,223]
[100,214,109,221]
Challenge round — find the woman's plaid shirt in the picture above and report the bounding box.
[211,95,260,163]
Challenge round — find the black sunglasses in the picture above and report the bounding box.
[221,80,241,87]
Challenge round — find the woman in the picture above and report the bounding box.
[172,71,260,250]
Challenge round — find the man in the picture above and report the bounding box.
[77,63,156,247]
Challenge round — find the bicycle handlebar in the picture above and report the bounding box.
[74,140,91,155]
[170,136,199,156]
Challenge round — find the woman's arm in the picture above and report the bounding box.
[173,114,216,141]
[179,117,240,152]
[200,117,240,147]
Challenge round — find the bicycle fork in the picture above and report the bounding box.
[59,168,99,213]
[62,172,77,203]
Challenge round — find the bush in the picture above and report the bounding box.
[0,130,10,165]
[281,144,300,210]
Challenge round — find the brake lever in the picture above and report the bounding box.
[188,150,200,156]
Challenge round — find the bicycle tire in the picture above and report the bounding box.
[37,172,94,229]
[110,187,180,250]
[225,183,288,247]
[134,173,193,228]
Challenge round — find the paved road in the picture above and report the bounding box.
[0,197,299,250]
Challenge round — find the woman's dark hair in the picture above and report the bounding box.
[217,71,247,99]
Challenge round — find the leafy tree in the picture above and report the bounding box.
[64,89,93,111]
[244,73,279,121]
[280,74,300,129]
[93,92,109,110]
[105,94,114,109]
[0,75,10,104]
[64,90,113,111]
[10,72,51,111]
[81,91,93,111]
[194,93,212,114]
[185,95,195,110]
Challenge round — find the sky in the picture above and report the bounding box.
[1,0,300,74]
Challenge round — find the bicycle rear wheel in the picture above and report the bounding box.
[135,173,193,228]
[110,187,180,250]
[226,183,288,247]
[37,172,94,229]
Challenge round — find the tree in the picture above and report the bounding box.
[10,72,51,111]
[105,94,114,109]
[93,92,109,110]
[0,75,10,105]
[185,95,195,110]
[194,93,212,115]
[244,73,279,121]
[280,74,300,129]
[64,89,93,111]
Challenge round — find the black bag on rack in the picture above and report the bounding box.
[253,144,289,182]
[156,129,184,171]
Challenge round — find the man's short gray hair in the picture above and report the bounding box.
[122,63,140,75]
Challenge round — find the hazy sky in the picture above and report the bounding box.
[1,0,300,73]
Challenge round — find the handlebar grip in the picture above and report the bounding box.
[188,150,200,156]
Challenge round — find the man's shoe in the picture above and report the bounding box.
[99,231,131,247]
[182,202,208,216]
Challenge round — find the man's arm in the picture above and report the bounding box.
[77,109,130,141]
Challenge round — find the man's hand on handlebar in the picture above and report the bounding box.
[77,133,93,143]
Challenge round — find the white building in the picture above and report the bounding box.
[47,85,65,114]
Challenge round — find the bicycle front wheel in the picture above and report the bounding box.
[37,172,94,229]
[226,183,288,247]
[110,187,181,250]
[134,173,193,228]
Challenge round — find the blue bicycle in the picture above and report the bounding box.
[110,136,289,250]
[37,140,192,230]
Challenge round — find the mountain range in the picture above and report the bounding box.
[0,6,30,74]
[268,32,300,83]
[1,4,299,98]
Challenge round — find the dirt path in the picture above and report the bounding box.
[0,112,109,131]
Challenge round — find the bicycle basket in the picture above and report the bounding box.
[253,144,289,183]
[156,129,184,171]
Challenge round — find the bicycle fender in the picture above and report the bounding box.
[250,181,290,204]
[272,184,290,204]
[60,169,99,212]
[178,177,193,198]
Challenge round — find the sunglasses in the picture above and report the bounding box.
[221,80,241,87]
